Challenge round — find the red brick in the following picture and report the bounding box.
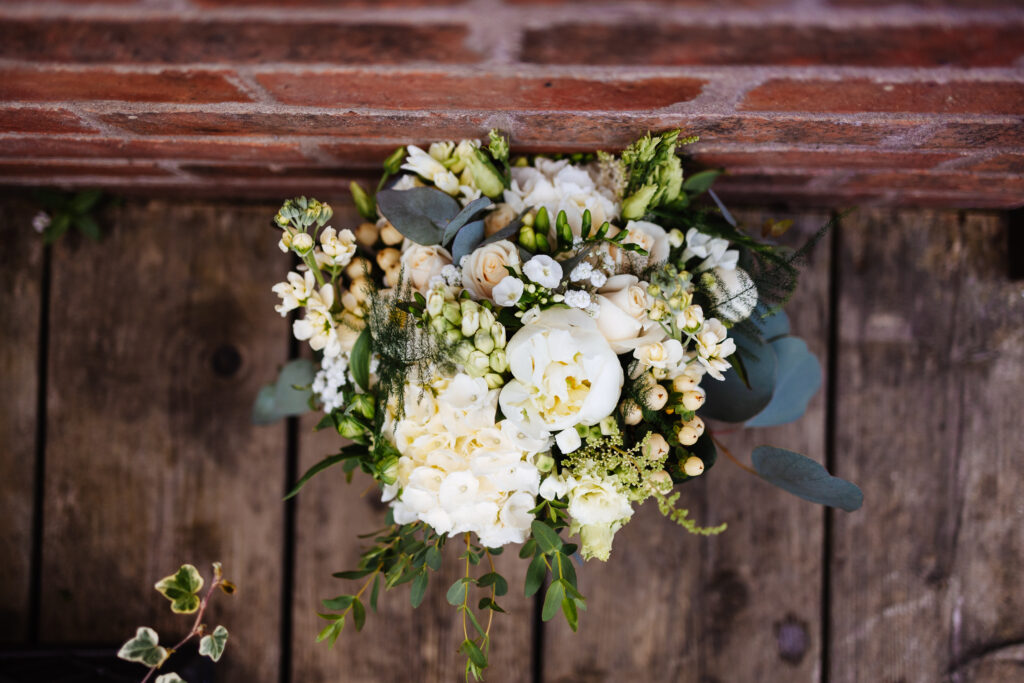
[921,122,1024,150]
[257,72,705,110]
[522,24,1024,67]
[96,111,492,139]
[713,171,819,189]
[842,171,1024,196]
[179,164,354,178]
[687,116,917,146]
[0,107,99,134]
[0,68,250,104]
[198,0,464,4]
[318,142,418,166]
[0,19,478,65]
[0,161,172,178]
[741,79,1024,115]
[0,136,306,162]
[508,0,785,4]
[954,154,1024,174]
[693,150,959,171]
[831,0,1019,7]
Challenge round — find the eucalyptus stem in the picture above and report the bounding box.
[139,577,222,683]
[461,533,471,642]
[711,432,758,475]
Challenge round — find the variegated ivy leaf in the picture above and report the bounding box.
[117,627,169,668]
[155,674,187,683]
[199,625,229,662]
[155,564,204,614]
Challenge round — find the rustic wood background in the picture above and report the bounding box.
[0,198,1022,683]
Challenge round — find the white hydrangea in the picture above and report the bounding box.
[383,374,543,547]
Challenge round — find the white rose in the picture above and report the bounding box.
[401,243,452,294]
[499,309,623,437]
[462,240,521,302]
[492,276,525,307]
[593,274,667,354]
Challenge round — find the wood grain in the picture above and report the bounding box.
[0,200,43,643]
[829,210,1024,683]
[37,201,288,681]
[543,211,832,682]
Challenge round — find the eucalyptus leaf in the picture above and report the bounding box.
[450,219,485,263]
[410,571,428,608]
[708,189,736,227]
[541,580,565,622]
[700,327,777,423]
[251,359,316,425]
[154,564,203,614]
[376,187,460,246]
[746,337,822,428]
[442,197,492,245]
[198,625,228,662]
[752,446,863,511]
[530,521,563,555]
[350,327,372,392]
[748,303,790,341]
[524,553,547,597]
[117,627,169,668]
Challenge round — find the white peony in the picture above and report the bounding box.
[592,274,667,354]
[499,308,623,439]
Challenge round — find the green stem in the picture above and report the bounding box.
[302,252,326,288]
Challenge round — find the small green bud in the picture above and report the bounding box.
[349,394,375,420]
[429,315,447,336]
[383,146,406,175]
[599,416,619,436]
[518,225,537,252]
[461,303,480,337]
[456,341,475,363]
[378,456,400,485]
[491,322,506,349]
[534,232,550,253]
[466,350,491,377]
[474,328,495,354]
[444,328,463,346]
[489,349,508,373]
[484,372,504,389]
[556,210,572,247]
[336,415,366,439]
[426,290,445,318]
[488,129,509,163]
[350,181,377,221]
[478,306,495,331]
[534,206,550,232]
[291,231,314,255]
[467,149,506,198]
[535,453,555,473]
[443,301,462,326]
[621,184,658,220]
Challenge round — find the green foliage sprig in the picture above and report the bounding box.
[33,189,112,244]
[118,562,235,683]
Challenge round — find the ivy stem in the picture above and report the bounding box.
[139,577,222,683]
[711,432,758,475]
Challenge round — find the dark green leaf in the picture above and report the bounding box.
[350,327,372,392]
[70,189,103,214]
[746,337,822,428]
[154,564,203,614]
[425,545,442,571]
[410,571,428,608]
[450,219,486,264]
[376,187,460,245]
[477,572,508,597]
[322,594,354,610]
[478,597,505,613]
[446,577,471,606]
[284,453,348,500]
[43,213,71,245]
[198,625,228,662]
[465,606,486,638]
[333,569,373,580]
[752,446,863,511]
[461,639,487,669]
[73,214,101,241]
[370,574,380,611]
[352,599,366,631]
[530,521,563,555]
[682,169,722,195]
[117,627,168,668]
[518,539,536,559]
[524,554,547,597]
[542,580,565,622]
[561,597,578,631]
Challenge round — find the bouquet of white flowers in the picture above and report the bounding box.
[258,130,862,679]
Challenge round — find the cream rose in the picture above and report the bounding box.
[498,309,623,440]
[621,220,670,264]
[593,274,667,354]
[462,240,521,302]
[400,242,452,294]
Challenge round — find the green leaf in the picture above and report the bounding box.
[542,580,565,622]
[350,181,377,222]
[316,617,345,646]
[369,574,381,611]
[43,213,71,245]
[450,219,486,264]
[375,187,460,245]
[350,327,372,392]
[682,169,722,195]
[251,359,316,425]
[751,446,863,511]
[70,189,103,214]
[461,639,488,669]
[524,554,547,597]
[746,337,822,428]
[446,577,472,606]
[198,625,228,662]
[477,572,508,597]
[561,597,579,632]
[155,674,187,683]
[410,570,428,608]
[478,597,505,613]
[700,327,777,423]
[518,539,536,559]
[154,564,203,614]
[352,599,366,631]
[530,521,563,555]
[284,453,349,500]
[73,214,102,241]
[322,594,355,610]
[117,627,169,668]
[425,545,442,571]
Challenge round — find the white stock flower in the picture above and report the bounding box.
[271,270,316,316]
[498,308,623,439]
[462,240,521,302]
[694,318,737,380]
[522,255,563,289]
[384,374,542,547]
[492,276,525,307]
[402,145,461,197]
[592,274,667,354]
[293,284,342,357]
[319,227,357,268]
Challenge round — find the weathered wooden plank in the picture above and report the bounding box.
[544,211,831,682]
[829,210,1024,683]
[0,200,43,643]
[289,211,533,682]
[38,201,287,681]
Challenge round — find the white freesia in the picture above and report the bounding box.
[499,308,623,439]
[523,255,563,289]
[503,158,618,238]
[492,276,525,307]
[401,243,452,294]
[462,240,521,302]
[592,274,667,354]
[402,145,461,197]
[383,374,542,547]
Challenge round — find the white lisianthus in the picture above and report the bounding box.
[462,240,521,303]
[499,308,623,439]
[565,473,634,561]
[706,266,758,323]
[383,374,543,547]
[319,227,357,267]
[503,158,618,238]
[523,255,563,289]
[694,318,737,380]
[492,276,525,307]
[539,473,568,501]
[592,274,667,354]
[401,243,452,294]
